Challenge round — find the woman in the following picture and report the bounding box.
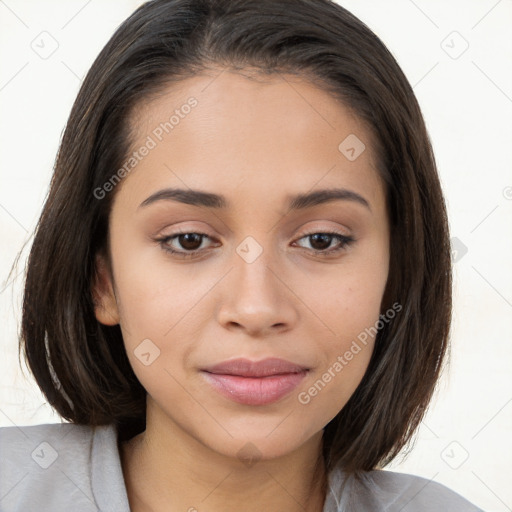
[0,0,483,510]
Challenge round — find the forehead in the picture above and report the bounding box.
[131,70,373,150]
[117,70,385,213]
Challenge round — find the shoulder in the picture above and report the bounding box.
[363,469,484,511]
[325,467,485,512]
[0,422,126,512]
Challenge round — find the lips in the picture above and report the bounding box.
[200,357,310,405]
[201,357,309,377]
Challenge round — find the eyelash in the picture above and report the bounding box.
[155,228,355,260]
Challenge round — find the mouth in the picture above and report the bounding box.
[200,357,310,406]
[201,371,309,406]
[201,357,310,378]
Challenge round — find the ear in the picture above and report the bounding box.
[91,251,120,326]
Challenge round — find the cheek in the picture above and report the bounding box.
[305,251,388,341]
[297,344,373,428]
[111,241,203,336]
[294,290,379,431]
[110,247,218,390]
[295,252,388,418]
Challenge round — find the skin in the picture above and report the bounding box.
[93,69,390,512]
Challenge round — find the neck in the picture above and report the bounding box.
[119,403,328,512]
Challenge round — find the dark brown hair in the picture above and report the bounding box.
[17,0,451,475]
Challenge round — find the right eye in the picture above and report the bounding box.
[156,231,217,259]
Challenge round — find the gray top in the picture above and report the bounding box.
[0,422,484,511]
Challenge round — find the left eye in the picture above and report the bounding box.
[156,231,355,259]
[294,232,354,254]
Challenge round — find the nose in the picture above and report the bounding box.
[216,242,299,336]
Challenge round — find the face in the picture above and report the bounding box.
[93,70,389,462]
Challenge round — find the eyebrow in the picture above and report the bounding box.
[138,187,371,212]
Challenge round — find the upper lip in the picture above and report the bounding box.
[201,357,309,377]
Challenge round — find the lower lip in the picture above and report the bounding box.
[201,370,308,406]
